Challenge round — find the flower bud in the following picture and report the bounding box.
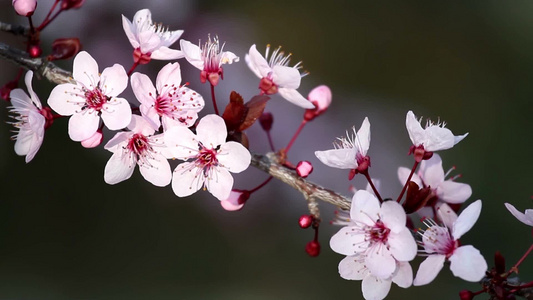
[459,290,474,300]
[259,112,273,132]
[305,240,320,257]
[304,85,331,121]
[28,45,42,58]
[220,190,250,211]
[60,0,85,10]
[296,161,313,178]
[48,38,81,61]
[12,0,37,16]
[81,129,103,148]
[298,215,313,229]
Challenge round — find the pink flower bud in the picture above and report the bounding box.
[296,161,313,178]
[304,85,331,121]
[305,240,320,257]
[12,0,37,16]
[298,215,313,228]
[220,190,250,211]
[81,129,103,148]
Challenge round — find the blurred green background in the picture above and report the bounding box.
[0,1,532,299]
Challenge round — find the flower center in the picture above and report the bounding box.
[196,146,218,174]
[84,87,108,111]
[368,220,390,244]
[154,95,174,116]
[259,77,278,95]
[127,133,151,157]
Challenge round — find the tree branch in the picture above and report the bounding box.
[0,21,29,37]
[0,40,352,212]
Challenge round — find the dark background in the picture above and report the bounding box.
[0,1,532,299]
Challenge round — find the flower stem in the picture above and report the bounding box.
[249,176,273,193]
[362,171,383,202]
[396,160,419,203]
[210,83,219,115]
[127,61,140,77]
[266,131,275,151]
[285,119,307,154]
[41,0,60,27]
[510,243,533,274]
[37,8,63,31]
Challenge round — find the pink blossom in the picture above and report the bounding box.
[12,0,36,16]
[330,190,417,280]
[413,200,487,285]
[304,85,331,121]
[180,36,239,86]
[505,203,533,226]
[104,115,173,187]
[131,62,204,131]
[220,190,250,211]
[80,129,103,148]
[165,114,251,200]
[8,71,45,162]
[122,9,184,61]
[47,51,131,141]
[245,44,314,109]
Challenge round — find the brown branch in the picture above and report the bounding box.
[0,21,29,36]
[0,41,352,212]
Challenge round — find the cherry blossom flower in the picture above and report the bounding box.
[505,203,533,226]
[330,190,417,280]
[220,190,250,211]
[165,114,251,200]
[8,71,46,163]
[122,9,184,62]
[406,110,468,155]
[398,153,472,217]
[304,85,332,121]
[131,62,204,131]
[413,200,487,286]
[315,117,371,173]
[180,36,239,86]
[47,51,131,141]
[245,44,314,109]
[104,115,173,187]
[339,255,413,300]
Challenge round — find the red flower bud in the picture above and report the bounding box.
[298,215,313,229]
[305,240,320,257]
[61,0,85,10]
[48,38,81,61]
[259,112,273,132]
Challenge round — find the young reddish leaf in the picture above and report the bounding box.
[222,91,247,131]
[228,131,249,149]
[239,95,270,131]
[403,181,434,214]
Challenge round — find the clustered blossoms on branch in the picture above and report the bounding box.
[3,4,532,300]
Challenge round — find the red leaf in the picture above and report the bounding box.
[239,95,270,131]
[222,91,247,132]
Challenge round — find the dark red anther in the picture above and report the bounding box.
[305,240,320,257]
[48,38,81,61]
[299,215,313,229]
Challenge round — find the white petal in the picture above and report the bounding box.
[73,51,100,89]
[505,203,533,226]
[127,114,156,136]
[272,65,301,89]
[10,89,33,110]
[196,114,227,148]
[423,126,456,151]
[164,126,199,159]
[277,88,315,109]
[101,97,132,130]
[104,151,136,185]
[454,133,468,145]
[132,9,152,30]
[138,31,162,54]
[413,254,445,286]
[151,46,184,60]
[315,148,357,169]
[180,40,204,70]
[388,228,417,261]
[221,51,239,65]
[205,167,234,200]
[362,274,392,300]
[397,166,422,188]
[356,117,371,155]
[366,246,396,279]
[121,14,139,48]
[24,133,44,163]
[68,111,99,141]
[139,154,171,187]
[419,153,444,188]
[405,111,425,146]
[437,181,472,204]
[99,64,128,97]
[47,83,83,116]
[172,162,204,197]
[392,261,413,288]
[131,72,156,107]
[351,190,380,226]
[246,44,271,78]
[156,62,182,94]
[338,255,368,280]
[380,200,406,233]
[24,71,42,108]
[329,226,368,255]
[104,131,130,152]
[217,142,251,173]
[452,199,482,240]
[449,245,488,282]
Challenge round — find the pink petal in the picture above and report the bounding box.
[24,71,41,108]
[419,153,444,188]
[164,126,198,159]
[217,141,251,173]
[68,111,99,141]
[307,85,331,112]
[220,191,246,211]
[10,89,33,110]
[405,111,425,146]
[246,44,271,78]
[104,151,136,185]
[121,14,139,48]
[47,83,83,116]
[196,114,227,147]
[449,245,487,282]
[435,202,457,228]
[14,129,33,156]
[413,254,445,286]
[388,228,417,261]
[338,255,367,280]
[24,133,43,163]
[131,72,156,106]
[127,115,156,136]
[392,261,413,288]
[101,97,132,131]
[380,200,406,233]
[452,199,482,240]
[351,190,380,226]
[366,246,396,279]
[99,64,128,97]
[180,40,204,70]
[505,203,533,226]
[73,51,99,89]
[272,65,301,89]
[151,46,184,60]
[139,154,171,187]
[278,88,315,109]
[362,274,392,300]
[132,9,152,30]
[104,131,130,152]
[356,117,371,155]
[315,148,358,169]
[329,226,368,256]
[205,167,234,200]
[138,31,162,54]
[437,181,472,204]
[156,62,182,94]
[172,162,204,197]
[221,51,239,65]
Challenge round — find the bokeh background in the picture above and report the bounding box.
[0,1,532,299]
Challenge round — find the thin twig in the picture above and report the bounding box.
[0,21,29,36]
